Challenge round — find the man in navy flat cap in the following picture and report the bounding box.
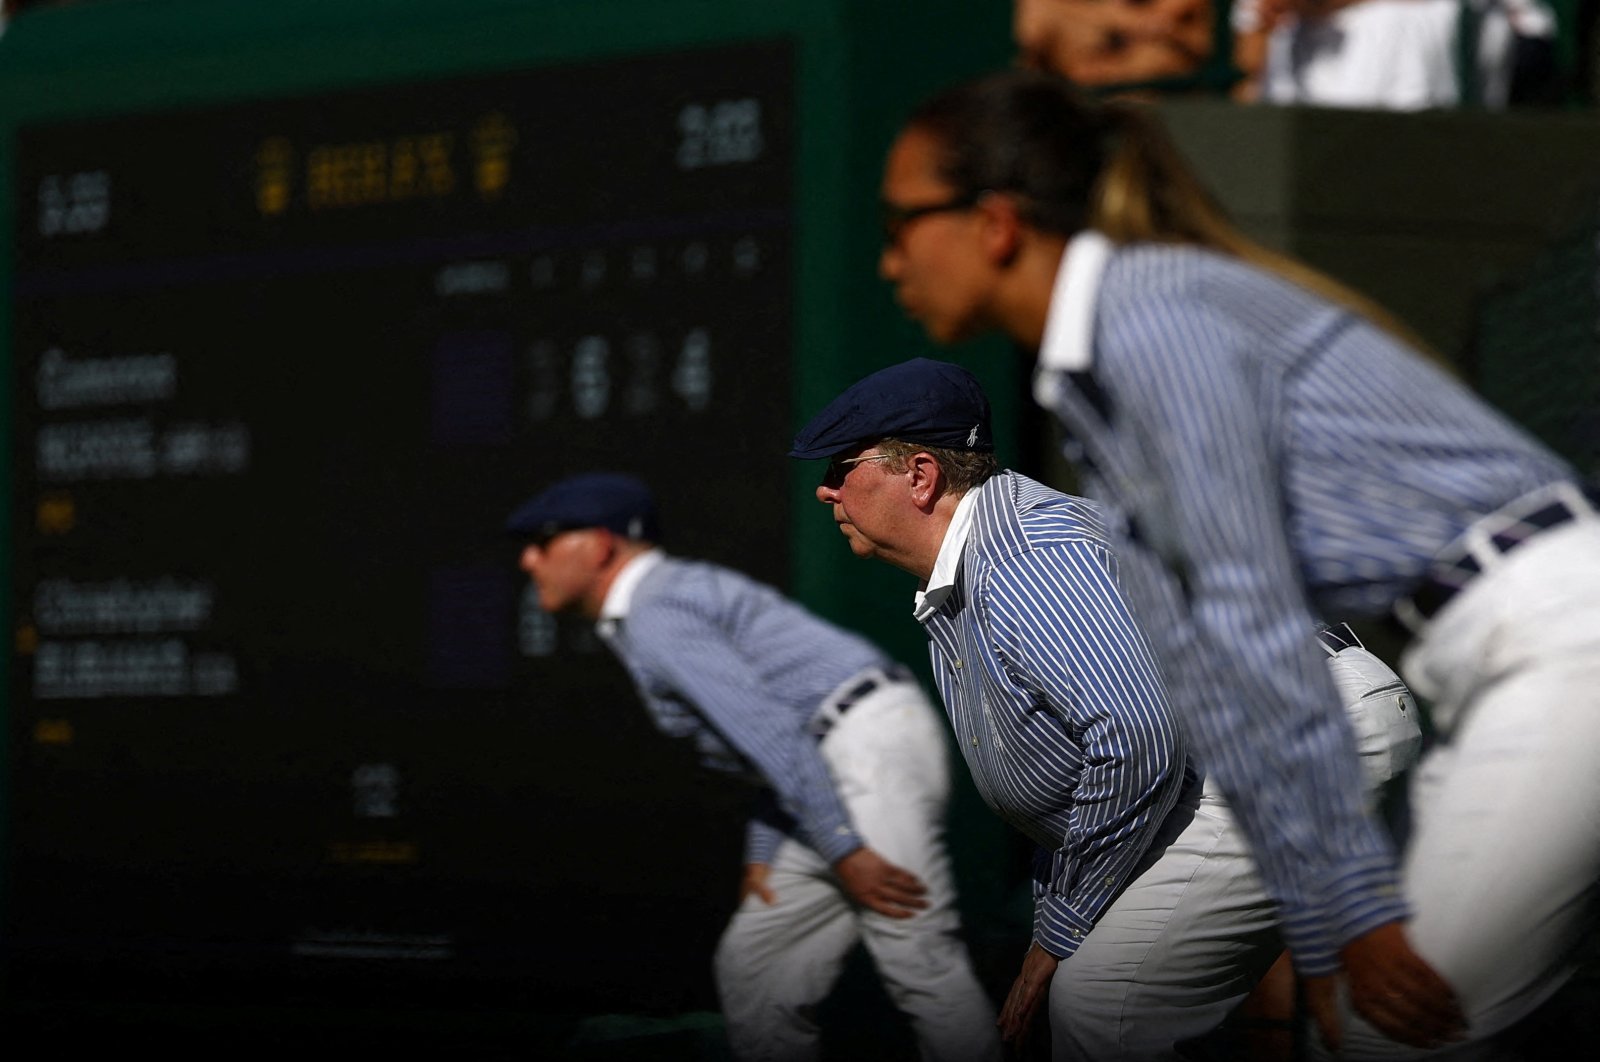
[507,471,1000,1062]
[791,358,1285,1061]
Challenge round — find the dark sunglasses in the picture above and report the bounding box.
[880,191,984,245]
[523,523,585,549]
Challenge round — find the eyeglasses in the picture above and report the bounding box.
[524,524,584,550]
[880,191,984,246]
[824,451,896,484]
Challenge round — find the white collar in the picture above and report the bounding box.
[599,548,664,624]
[913,488,980,623]
[1036,230,1113,374]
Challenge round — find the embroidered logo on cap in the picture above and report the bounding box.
[967,425,979,447]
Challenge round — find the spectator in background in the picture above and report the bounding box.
[1230,0,1561,108]
[1010,0,1569,107]
[1014,0,1220,89]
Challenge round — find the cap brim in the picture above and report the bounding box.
[786,439,858,460]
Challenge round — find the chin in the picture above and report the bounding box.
[904,309,945,344]
[840,531,878,560]
[943,316,989,345]
[923,315,978,347]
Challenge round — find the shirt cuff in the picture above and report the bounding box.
[811,820,864,865]
[1034,892,1096,961]
[1279,857,1410,976]
[743,823,779,866]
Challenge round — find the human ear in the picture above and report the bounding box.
[906,453,944,509]
[579,527,615,567]
[979,193,1025,266]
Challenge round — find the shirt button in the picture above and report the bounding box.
[835,826,851,836]
[970,734,979,747]
[1069,929,1083,939]
[952,659,963,670]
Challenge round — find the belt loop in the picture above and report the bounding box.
[1393,597,1427,637]
[811,665,893,740]
[1395,480,1595,634]
[1556,480,1597,518]
[1459,520,1504,576]
[807,700,842,740]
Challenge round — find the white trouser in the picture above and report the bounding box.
[1334,519,1600,1059]
[1050,780,1282,1061]
[714,678,1001,1062]
[1324,644,1424,806]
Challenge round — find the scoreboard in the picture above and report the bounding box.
[0,0,1017,1018]
[9,39,796,1009]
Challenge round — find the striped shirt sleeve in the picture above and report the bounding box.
[1105,294,1406,971]
[625,594,864,865]
[744,793,792,866]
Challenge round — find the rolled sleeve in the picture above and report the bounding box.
[1034,888,1098,960]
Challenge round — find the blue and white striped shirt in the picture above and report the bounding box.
[916,471,1191,960]
[596,550,890,865]
[1033,233,1574,972]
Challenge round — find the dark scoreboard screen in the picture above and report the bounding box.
[8,40,793,1008]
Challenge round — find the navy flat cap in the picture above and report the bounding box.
[506,472,661,543]
[789,358,993,459]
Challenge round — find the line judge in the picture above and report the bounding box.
[790,359,1281,1060]
[508,472,1000,1062]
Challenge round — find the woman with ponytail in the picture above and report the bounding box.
[879,67,1599,1060]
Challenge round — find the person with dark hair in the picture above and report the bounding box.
[508,472,1000,1062]
[791,359,1282,1060]
[873,67,1600,1058]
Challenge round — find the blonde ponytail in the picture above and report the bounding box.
[1090,101,1445,363]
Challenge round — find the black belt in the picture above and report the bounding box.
[834,664,914,714]
[1398,484,1599,627]
[814,664,914,739]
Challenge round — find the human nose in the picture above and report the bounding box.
[1012,0,1044,56]
[1011,0,1062,63]
[816,481,842,505]
[879,241,903,281]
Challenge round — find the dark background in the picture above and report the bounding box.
[3,2,1599,1060]
[10,37,799,1002]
